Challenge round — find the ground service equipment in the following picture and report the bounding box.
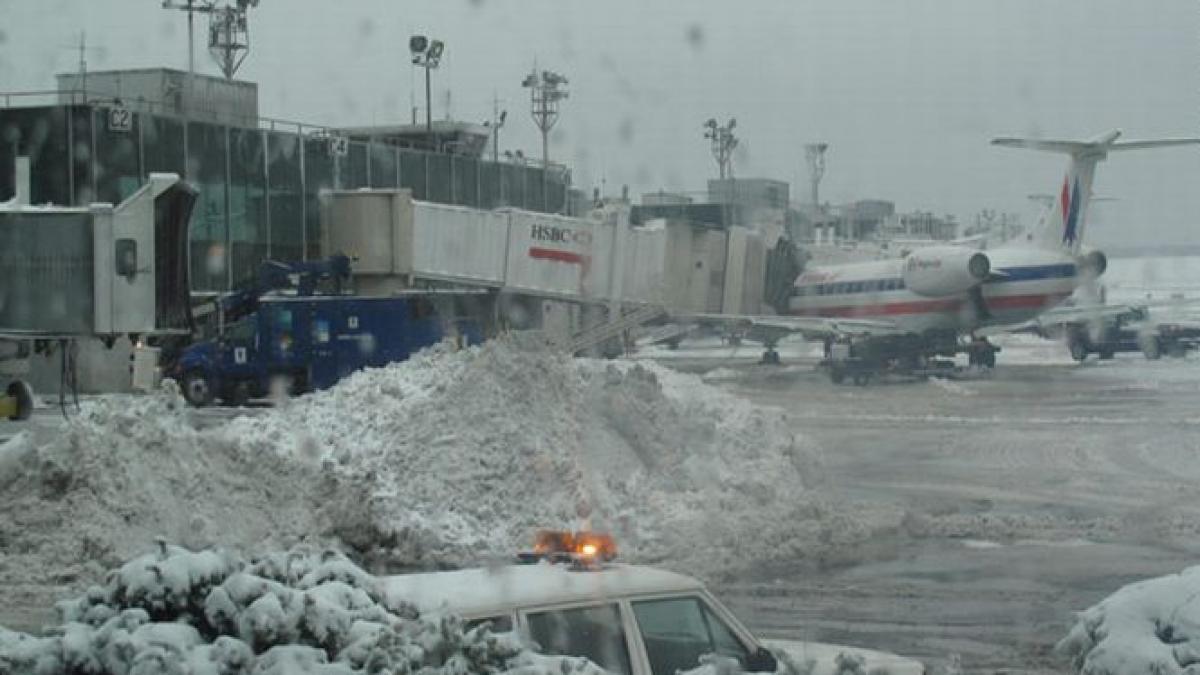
[174,257,482,406]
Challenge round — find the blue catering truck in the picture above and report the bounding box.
[174,256,483,406]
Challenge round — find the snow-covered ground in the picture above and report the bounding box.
[1104,255,1200,305]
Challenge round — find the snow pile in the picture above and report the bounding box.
[0,542,608,675]
[221,337,819,576]
[0,382,379,626]
[1058,564,1200,674]
[0,337,819,623]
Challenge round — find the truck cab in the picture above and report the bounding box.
[381,533,925,675]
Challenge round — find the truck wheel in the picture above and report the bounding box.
[5,380,35,421]
[830,368,845,384]
[983,349,997,369]
[1098,349,1115,360]
[182,371,214,407]
[227,381,251,407]
[1168,342,1188,359]
[1068,339,1089,363]
[1140,336,1162,360]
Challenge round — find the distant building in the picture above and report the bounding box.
[882,210,959,241]
[336,121,491,157]
[640,190,693,206]
[833,200,895,240]
[707,178,789,209]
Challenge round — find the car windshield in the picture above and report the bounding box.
[3,4,1200,675]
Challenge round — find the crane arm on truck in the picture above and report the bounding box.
[216,254,353,326]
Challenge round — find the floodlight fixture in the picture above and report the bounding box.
[427,39,445,64]
[409,34,428,56]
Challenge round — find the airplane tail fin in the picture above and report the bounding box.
[991,130,1200,255]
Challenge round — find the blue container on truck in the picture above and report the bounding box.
[176,293,480,406]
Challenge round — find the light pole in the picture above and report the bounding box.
[703,118,738,180]
[522,68,569,172]
[409,35,444,145]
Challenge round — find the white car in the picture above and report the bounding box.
[380,534,924,675]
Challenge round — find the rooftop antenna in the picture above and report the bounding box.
[208,0,257,79]
[64,31,102,99]
[161,1,258,81]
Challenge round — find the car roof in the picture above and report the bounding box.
[380,562,705,618]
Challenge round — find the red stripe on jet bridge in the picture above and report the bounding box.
[529,247,586,264]
[789,292,1072,318]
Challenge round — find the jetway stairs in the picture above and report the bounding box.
[558,303,666,355]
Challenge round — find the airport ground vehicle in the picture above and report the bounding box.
[1061,316,1200,362]
[174,256,482,406]
[381,531,925,675]
[176,293,480,406]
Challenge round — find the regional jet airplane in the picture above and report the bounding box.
[678,130,1200,383]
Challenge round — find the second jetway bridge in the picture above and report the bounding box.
[320,189,770,353]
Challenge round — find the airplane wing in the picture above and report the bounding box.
[985,297,1200,336]
[671,312,903,344]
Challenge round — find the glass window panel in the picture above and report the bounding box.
[186,121,229,291]
[93,106,141,206]
[142,114,185,178]
[632,597,715,675]
[453,155,479,207]
[427,152,451,203]
[229,128,267,285]
[0,107,73,206]
[269,132,304,264]
[700,604,748,660]
[527,166,545,211]
[369,143,397,188]
[69,106,92,205]
[302,135,333,261]
[479,161,501,209]
[503,163,525,210]
[345,140,368,189]
[525,604,631,675]
[399,149,427,199]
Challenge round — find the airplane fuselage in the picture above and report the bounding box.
[789,245,1081,336]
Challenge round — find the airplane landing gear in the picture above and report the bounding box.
[759,348,781,365]
[967,337,998,368]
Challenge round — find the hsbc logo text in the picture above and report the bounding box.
[530,224,592,246]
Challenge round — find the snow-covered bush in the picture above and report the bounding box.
[1058,564,1200,674]
[0,543,606,675]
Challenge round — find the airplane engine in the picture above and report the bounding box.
[902,247,991,297]
[1078,249,1107,277]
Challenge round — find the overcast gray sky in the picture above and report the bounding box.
[5,0,1199,246]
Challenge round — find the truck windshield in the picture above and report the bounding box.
[224,318,257,342]
[632,596,750,675]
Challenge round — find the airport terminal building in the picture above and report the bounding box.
[0,68,575,291]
